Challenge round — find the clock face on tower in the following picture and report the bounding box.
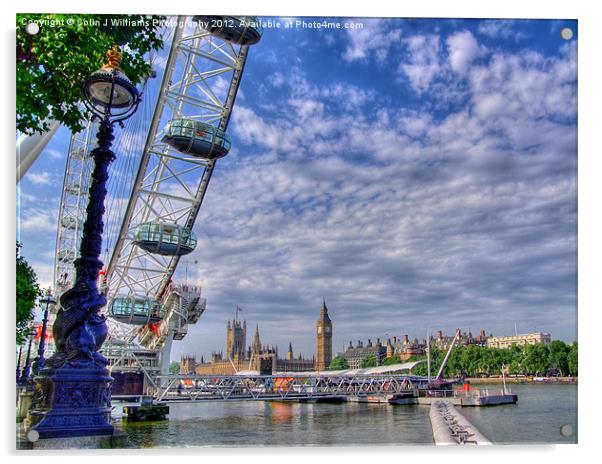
[317,327,322,334]
[325,327,331,335]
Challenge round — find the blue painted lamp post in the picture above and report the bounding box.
[19,323,35,384]
[16,344,24,383]
[29,47,140,442]
[32,290,56,376]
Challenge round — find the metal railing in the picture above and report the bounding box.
[452,387,513,398]
[153,374,417,403]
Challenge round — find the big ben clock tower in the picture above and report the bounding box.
[316,298,333,371]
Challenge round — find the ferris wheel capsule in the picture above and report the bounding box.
[162,119,231,160]
[61,216,82,230]
[108,295,165,325]
[133,221,197,256]
[193,16,263,45]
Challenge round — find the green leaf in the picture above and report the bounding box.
[16,13,165,135]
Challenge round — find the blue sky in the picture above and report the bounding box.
[17,17,578,361]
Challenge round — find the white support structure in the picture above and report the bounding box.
[436,329,461,380]
[16,120,60,182]
[160,334,174,376]
[53,120,96,297]
[105,17,250,350]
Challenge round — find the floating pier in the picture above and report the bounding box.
[416,388,517,406]
[429,401,492,445]
[122,404,169,421]
[112,396,169,422]
[347,393,416,404]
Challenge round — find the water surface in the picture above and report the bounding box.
[119,384,577,447]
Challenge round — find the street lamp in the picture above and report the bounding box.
[19,323,35,384]
[16,344,24,383]
[30,46,140,442]
[32,289,56,376]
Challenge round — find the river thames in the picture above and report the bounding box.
[118,384,577,447]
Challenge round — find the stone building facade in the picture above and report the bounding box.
[341,338,387,368]
[486,332,551,349]
[181,312,317,375]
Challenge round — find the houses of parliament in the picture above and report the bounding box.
[180,300,333,375]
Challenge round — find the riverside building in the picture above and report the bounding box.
[486,332,551,349]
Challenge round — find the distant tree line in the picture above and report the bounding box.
[328,341,577,377]
[328,353,399,370]
[410,341,577,377]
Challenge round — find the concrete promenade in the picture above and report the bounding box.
[429,401,492,445]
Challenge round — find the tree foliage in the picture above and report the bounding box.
[567,343,578,376]
[522,343,550,376]
[169,361,181,375]
[381,355,401,366]
[329,356,349,370]
[361,354,377,368]
[408,342,577,378]
[16,243,41,345]
[548,340,570,375]
[16,14,165,134]
[412,348,445,377]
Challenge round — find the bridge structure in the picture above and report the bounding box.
[130,373,422,403]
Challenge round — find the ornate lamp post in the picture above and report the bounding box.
[29,46,140,441]
[16,344,24,383]
[32,290,56,376]
[19,324,35,384]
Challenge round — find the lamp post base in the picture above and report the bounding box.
[19,428,127,450]
[28,365,114,440]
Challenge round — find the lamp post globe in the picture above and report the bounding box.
[82,46,140,125]
[29,47,140,441]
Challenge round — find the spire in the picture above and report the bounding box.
[252,324,261,354]
[320,298,331,321]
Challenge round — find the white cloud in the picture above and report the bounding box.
[400,35,442,93]
[447,30,486,75]
[26,172,52,185]
[474,92,508,119]
[469,48,577,121]
[28,261,55,290]
[477,20,530,41]
[343,19,401,63]
[268,72,286,88]
[18,192,37,203]
[181,38,577,356]
[19,209,56,233]
[46,149,63,160]
[397,111,434,138]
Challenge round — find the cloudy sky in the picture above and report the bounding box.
[17,17,577,361]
